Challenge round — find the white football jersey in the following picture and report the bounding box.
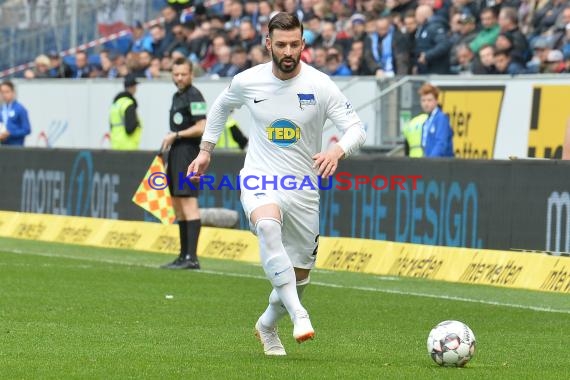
[203,61,364,187]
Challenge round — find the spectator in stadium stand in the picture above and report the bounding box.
[348,13,368,44]
[526,36,553,73]
[162,6,180,42]
[225,0,245,30]
[532,0,568,36]
[551,7,570,50]
[73,50,94,79]
[165,22,191,57]
[493,48,527,74]
[365,15,411,77]
[244,0,261,26]
[403,10,418,66]
[449,11,479,71]
[311,46,328,72]
[239,19,262,53]
[187,21,211,63]
[391,0,418,18]
[48,51,73,78]
[498,7,530,65]
[469,7,500,54]
[249,45,271,67]
[98,50,117,79]
[133,50,154,79]
[453,43,477,75]
[325,51,352,76]
[23,54,51,79]
[160,58,207,270]
[454,0,480,24]
[208,45,238,77]
[543,49,566,73]
[474,44,497,73]
[346,39,377,75]
[144,24,170,58]
[414,4,452,74]
[230,45,252,74]
[0,80,31,147]
[129,21,148,53]
[417,83,455,157]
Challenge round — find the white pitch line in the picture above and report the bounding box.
[3,247,570,315]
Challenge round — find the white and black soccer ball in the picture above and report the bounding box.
[427,320,476,367]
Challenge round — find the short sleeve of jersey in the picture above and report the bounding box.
[188,88,207,123]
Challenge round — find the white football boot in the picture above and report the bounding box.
[255,319,287,356]
[292,310,315,343]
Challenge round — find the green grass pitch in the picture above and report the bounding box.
[1,237,570,379]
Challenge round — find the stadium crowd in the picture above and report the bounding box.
[21,0,570,80]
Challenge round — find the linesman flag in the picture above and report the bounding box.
[132,155,176,224]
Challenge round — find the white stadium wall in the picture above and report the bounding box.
[12,75,570,159]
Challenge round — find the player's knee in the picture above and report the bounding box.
[255,218,281,237]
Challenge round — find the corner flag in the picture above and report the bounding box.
[132,155,176,224]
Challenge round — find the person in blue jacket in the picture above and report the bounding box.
[418,83,454,157]
[0,81,31,146]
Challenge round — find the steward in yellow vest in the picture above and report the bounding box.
[166,0,191,13]
[402,113,427,157]
[109,74,142,150]
[217,114,248,150]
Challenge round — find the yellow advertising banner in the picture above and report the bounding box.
[2,211,570,293]
[439,86,505,159]
[527,85,570,159]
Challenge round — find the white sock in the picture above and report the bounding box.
[256,218,305,323]
[260,277,310,328]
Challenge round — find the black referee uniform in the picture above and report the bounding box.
[167,85,207,197]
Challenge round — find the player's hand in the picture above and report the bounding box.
[187,150,211,182]
[0,130,9,142]
[312,145,345,179]
[161,132,176,152]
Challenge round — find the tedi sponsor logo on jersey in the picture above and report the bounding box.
[266,119,301,147]
[297,93,316,110]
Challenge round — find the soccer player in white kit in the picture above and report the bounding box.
[188,12,366,356]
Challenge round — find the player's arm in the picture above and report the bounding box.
[188,78,245,178]
[313,79,367,178]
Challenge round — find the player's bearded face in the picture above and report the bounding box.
[268,30,304,74]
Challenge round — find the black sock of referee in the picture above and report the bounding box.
[184,219,201,262]
[178,221,188,259]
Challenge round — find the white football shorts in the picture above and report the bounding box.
[240,184,320,270]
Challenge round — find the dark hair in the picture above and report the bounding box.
[172,57,193,71]
[268,12,303,37]
[494,48,511,58]
[0,80,14,91]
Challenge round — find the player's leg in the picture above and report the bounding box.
[252,204,308,322]
[281,199,319,343]
[259,269,311,329]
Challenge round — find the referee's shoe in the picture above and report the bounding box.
[161,256,201,270]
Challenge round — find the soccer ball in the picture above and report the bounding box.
[427,320,476,367]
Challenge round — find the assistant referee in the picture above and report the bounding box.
[160,57,207,270]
